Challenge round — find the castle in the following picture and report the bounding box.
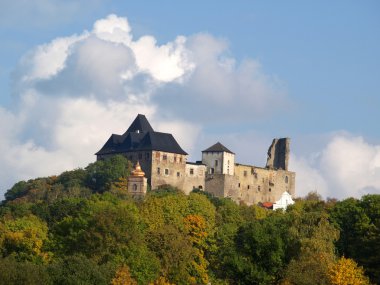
[96,114,295,206]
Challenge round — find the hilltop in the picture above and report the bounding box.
[0,155,379,284]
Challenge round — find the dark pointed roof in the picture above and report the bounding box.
[96,114,187,156]
[202,142,234,154]
[124,114,154,134]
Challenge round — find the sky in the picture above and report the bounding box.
[0,0,379,200]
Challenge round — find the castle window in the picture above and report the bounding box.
[163,154,167,160]
[133,184,137,191]
[248,185,250,189]
[215,160,218,167]
[269,188,272,192]
[190,168,194,175]
[179,157,182,163]
[145,153,150,160]
[157,167,160,175]
[285,176,289,183]
[174,156,177,162]
[156,152,160,158]
[210,168,215,174]
[238,183,241,188]
[199,185,203,190]
[165,168,169,175]
[258,186,261,191]
[177,172,180,177]
[244,171,247,177]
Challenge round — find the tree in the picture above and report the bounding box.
[231,215,287,284]
[51,197,143,260]
[329,195,380,282]
[147,225,196,284]
[111,265,138,285]
[328,256,370,285]
[0,215,50,262]
[184,214,209,284]
[284,215,339,285]
[48,254,113,285]
[85,155,132,193]
[0,256,51,285]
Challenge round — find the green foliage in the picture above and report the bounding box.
[4,180,29,201]
[329,195,380,283]
[0,256,51,285]
[0,164,377,285]
[51,196,143,261]
[48,254,113,285]
[85,155,132,193]
[0,215,49,262]
[147,224,196,284]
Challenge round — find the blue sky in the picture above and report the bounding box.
[0,0,379,199]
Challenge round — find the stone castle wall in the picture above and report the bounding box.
[183,163,207,194]
[150,151,187,190]
[234,164,295,205]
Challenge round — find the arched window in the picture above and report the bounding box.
[133,184,138,191]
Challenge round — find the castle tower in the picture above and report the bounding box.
[127,161,147,197]
[202,142,235,175]
[266,138,290,170]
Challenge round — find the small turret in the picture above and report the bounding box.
[127,161,147,198]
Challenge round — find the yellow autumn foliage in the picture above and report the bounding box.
[328,256,370,285]
[111,265,137,285]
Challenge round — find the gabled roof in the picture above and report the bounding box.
[202,142,234,154]
[96,114,187,156]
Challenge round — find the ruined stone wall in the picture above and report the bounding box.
[183,164,207,194]
[266,138,290,170]
[150,151,187,190]
[234,164,295,205]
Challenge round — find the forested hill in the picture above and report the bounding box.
[0,155,379,285]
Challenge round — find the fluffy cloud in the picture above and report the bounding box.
[0,15,203,197]
[153,33,288,122]
[290,134,380,199]
[2,13,378,203]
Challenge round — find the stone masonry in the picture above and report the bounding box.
[96,114,296,205]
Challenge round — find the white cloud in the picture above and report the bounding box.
[289,134,380,199]
[320,135,380,198]
[18,34,87,82]
[290,155,329,198]
[131,35,194,82]
[0,14,289,198]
